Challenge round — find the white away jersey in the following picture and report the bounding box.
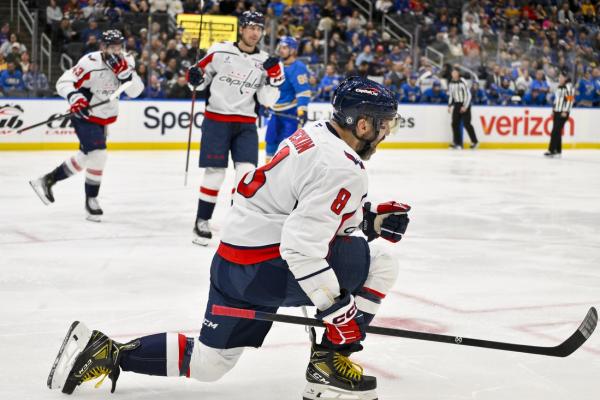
[218,120,368,282]
[56,51,144,125]
[196,42,279,122]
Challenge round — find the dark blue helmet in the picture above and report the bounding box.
[332,77,399,159]
[332,76,398,130]
[239,11,265,29]
[101,29,124,45]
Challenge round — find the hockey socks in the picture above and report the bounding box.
[196,198,216,221]
[119,333,194,377]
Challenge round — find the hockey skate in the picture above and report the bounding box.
[193,219,212,246]
[48,321,139,394]
[29,174,55,205]
[85,197,103,222]
[303,342,377,400]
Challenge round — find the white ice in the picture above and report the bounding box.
[1,149,599,400]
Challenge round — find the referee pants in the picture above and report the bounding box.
[548,112,569,154]
[451,104,478,146]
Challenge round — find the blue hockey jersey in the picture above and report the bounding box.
[272,60,311,113]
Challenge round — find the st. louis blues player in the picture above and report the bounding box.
[265,36,311,163]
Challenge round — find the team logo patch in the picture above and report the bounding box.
[355,88,379,96]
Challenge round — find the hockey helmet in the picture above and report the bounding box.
[101,29,125,45]
[278,36,298,51]
[332,76,399,159]
[239,11,265,29]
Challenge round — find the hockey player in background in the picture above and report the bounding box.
[186,11,284,246]
[47,77,410,400]
[29,30,144,221]
[265,36,311,163]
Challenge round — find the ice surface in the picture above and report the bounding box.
[1,149,599,400]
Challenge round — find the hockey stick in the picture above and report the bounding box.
[212,304,597,358]
[16,81,133,134]
[266,109,316,122]
[183,1,205,187]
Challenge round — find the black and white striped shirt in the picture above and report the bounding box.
[553,82,575,113]
[448,77,471,108]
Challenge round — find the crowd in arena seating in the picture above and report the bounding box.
[1,0,600,107]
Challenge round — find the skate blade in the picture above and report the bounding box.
[303,383,377,400]
[192,236,210,246]
[48,321,92,390]
[29,180,51,205]
[86,214,102,223]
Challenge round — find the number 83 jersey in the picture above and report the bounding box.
[217,120,368,281]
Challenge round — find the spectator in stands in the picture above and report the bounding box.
[105,1,123,23]
[81,19,101,43]
[55,18,77,49]
[167,1,184,17]
[0,61,25,93]
[18,52,31,74]
[63,0,82,19]
[593,67,600,107]
[167,75,191,99]
[267,0,286,17]
[0,53,7,72]
[82,0,105,20]
[422,81,448,104]
[0,34,26,57]
[149,0,168,13]
[143,74,165,98]
[5,43,24,65]
[400,73,421,103]
[23,62,50,97]
[355,45,373,67]
[46,0,63,27]
[316,63,342,102]
[515,68,533,96]
[576,69,596,107]
[530,69,550,104]
[470,81,488,105]
[0,23,9,47]
[497,77,516,105]
[83,34,100,55]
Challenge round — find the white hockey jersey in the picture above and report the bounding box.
[218,120,368,297]
[196,41,280,123]
[56,51,144,125]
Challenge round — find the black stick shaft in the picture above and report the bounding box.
[212,305,597,358]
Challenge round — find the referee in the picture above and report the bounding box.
[448,68,479,149]
[545,71,575,158]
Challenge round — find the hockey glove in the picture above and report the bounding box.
[315,289,366,346]
[67,92,90,119]
[186,66,204,87]
[361,201,410,243]
[297,107,308,127]
[105,54,132,82]
[263,57,285,87]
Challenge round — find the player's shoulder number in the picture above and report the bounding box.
[297,74,308,85]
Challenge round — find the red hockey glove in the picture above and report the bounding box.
[315,289,366,346]
[263,57,284,87]
[105,53,132,82]
[362,201,410,243]
[68,92,90,119]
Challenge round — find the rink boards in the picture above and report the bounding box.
[0,99,599,150]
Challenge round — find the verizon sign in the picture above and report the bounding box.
[475,108,575,138]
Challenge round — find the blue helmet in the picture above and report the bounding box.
[239,11,265,29]
[278,36,298,50]
[332,76,399,159]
